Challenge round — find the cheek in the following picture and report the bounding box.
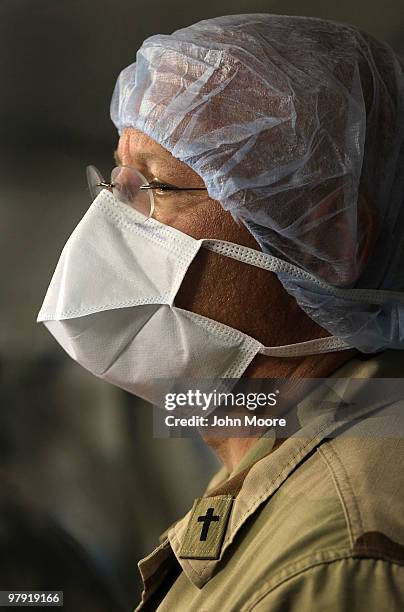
[154,198,260,249]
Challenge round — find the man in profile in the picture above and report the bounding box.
[38,13,404,611]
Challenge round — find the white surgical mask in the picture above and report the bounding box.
[37,189,353,405]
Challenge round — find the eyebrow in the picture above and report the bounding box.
[113,148,172,166]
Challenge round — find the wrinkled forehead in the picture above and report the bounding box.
[116,127,205,186]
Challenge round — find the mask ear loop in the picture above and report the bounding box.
[202,239,404,305]
[259,336,351,358]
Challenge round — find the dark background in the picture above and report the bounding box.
[1,1,403,610]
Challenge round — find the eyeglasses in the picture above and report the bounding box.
[86,165,208,222]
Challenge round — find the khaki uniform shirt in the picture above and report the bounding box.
[134,351,404,611]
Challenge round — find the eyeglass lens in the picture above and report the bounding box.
[86,165,106,202]
[86,165,154,221]
[111,166,154,219]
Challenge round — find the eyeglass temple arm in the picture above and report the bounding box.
[96,182,207,192]
[139,185,207,192]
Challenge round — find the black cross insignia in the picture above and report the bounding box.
[197,507,220,541]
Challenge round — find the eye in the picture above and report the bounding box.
[148,178,179,195]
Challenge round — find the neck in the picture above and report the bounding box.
[203,349,357,472]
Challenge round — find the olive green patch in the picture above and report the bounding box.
[179,495,234,560]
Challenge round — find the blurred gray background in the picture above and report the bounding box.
[1,1,403,610]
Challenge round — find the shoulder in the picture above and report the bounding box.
[245,557,404,611]
[272,419,404,565]
[317,425,404,565]
[241,430,404,610]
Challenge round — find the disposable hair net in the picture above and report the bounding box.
[110,14,404,353]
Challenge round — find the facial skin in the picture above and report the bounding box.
[116,128,358,471]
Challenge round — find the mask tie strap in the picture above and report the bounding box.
[259,336,351,358]
[202,239,404,305]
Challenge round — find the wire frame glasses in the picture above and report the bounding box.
[86,165,155,221]
[86,164,208,222]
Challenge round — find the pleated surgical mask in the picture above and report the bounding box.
[37,189,371,406]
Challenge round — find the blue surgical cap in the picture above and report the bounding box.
[110,14,404,353]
